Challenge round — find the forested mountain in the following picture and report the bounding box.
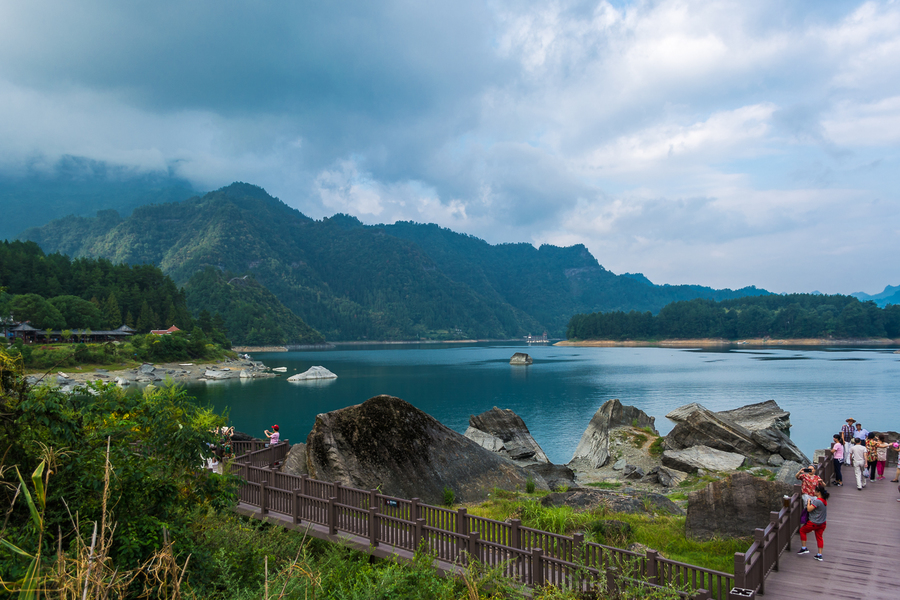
[20,182,770,341]
[567,295,900,341]
[0,240,192,332]
[851,284,900,308]
[1,156,197,242]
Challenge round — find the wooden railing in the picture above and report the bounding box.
[230,456,730,599]
[733,450,835,595]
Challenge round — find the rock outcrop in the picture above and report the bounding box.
[509,352,533,365]
[664,403,808,466]
[686,472,793,540]
[716,400,791,432]
[568,399,657,470]
[288,366,337,381]
[305,395,538,504]
[464,407,549,464]
[662,446,747,473]
[281,442,309,476]
[522,463,578,491]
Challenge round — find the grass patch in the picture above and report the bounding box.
[649,436,665,457]
[468,496,747,573]
[586,481,623,489]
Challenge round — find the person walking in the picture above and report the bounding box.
[831,433,844,486]
[875,434,889,480]
[841,418,855,459]
[866,432,879,481]
[850,437,867,490]
[797,482,828,562]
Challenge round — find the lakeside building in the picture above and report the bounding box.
[8,323,135,343]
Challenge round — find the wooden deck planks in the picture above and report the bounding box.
[761,473,900,600]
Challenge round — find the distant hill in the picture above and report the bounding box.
[851,285,900,307]
[20,182,771,341]
[0,156,198,242]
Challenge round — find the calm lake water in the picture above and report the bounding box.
[187,343,900,464]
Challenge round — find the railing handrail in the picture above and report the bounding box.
[231,447,735,598]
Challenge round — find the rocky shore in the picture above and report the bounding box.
[30,356,276,391]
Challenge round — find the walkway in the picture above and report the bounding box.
[762,474,899,600]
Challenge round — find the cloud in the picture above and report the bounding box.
[1,0,899,294]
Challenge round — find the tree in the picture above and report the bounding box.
[103,293,122,328]
[8,294,66,330]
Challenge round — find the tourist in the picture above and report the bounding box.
[830,434,844,487]
[850,437,867,490]
[265,424,280,446]
[875,434,889,480]
[797,482,828,562]
[854,422,869,442]
[866,432,880,481]
[891,441,900,483]
[841,418,855,458]
[795,464,824,504]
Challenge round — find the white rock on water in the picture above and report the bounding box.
[288,366,337,381]
[239,370,251,378]
[204,369,232,380]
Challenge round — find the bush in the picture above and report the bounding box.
[442,486,455,507]
[526,477,536,494]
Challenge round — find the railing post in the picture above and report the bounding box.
[770,511,780,571]
[646,549,659,585]
[605,565,618,597]
[328,497,337,535]
[532,546,544,587]
[369,506,379,547]
[510,518,521,549]
[754,529,766,595]
[457,508,469,557]
[416,518,425,550]
[411,497,420,520]
[292,488,301,525]
[694,589,711,600]
[260,480,269,515]
[733,553,745,589]
[468,530,480,563]
[370,488,377,510]
[334,481,342,505]
[572,532,584,564]
[300,473,308,497]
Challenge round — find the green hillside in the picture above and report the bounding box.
[20,182,770,341]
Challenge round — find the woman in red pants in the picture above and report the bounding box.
[797,483,829,562]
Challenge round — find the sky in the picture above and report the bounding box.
[1,0,898,295]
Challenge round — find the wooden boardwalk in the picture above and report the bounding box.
[761,475,900,600]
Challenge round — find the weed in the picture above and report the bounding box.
[649,436,665,457]
[442,486,455,507]
[525,477,536,494]
[631,418,639,427]
[586,481,623,489]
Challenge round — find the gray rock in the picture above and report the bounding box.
[465,407,549,464]
[56,375,74,385]
[767,454,785,467]
[139,363,155,375]
[623,465,645,479]
[569,399,657,469]
[288,366,337,381]
[305,395,540,504]
[114,377,130,386]
[281,443,309,476]
[612,459,627,471]
[716,400,792,432]
[509,352,533,365]
[656,467,686,488]
[662,445,747,473]
[774,461,805,485]
[523,462,578,492]
[686,472,794,540]
[204,369,233,380]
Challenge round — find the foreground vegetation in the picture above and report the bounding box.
[567,294,900,341]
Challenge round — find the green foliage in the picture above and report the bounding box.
[20,183,772,340]
[0,240,193,333]
[649,436,665,457]
[585,481,624,489]
[568,294,900,341]
[525,476,536,494]
[442,486,455,507]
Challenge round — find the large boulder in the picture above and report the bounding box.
[288,366,337,381]
[662,446,748,473]
[716,400,792,432]
[465,407,549,464]
[522,463,578,491]
[305,395,538,504]
[281,443,309,476]
[773,461,806,486]
[664,403,808,466]
[568,399,657,470]
[686,472,793,540]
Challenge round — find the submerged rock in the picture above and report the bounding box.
[288,366,337,381]
[305,395,537,504]
[509,352,533,365]
[465,407,549,464]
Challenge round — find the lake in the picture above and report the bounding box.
[187,343,900,464]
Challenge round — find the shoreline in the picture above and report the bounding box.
[555,337,900,347]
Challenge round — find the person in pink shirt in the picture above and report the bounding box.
[265,424,280,446]
[831,433,844,486]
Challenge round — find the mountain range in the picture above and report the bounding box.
[20,182,771,342]
[850,285,900,308]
